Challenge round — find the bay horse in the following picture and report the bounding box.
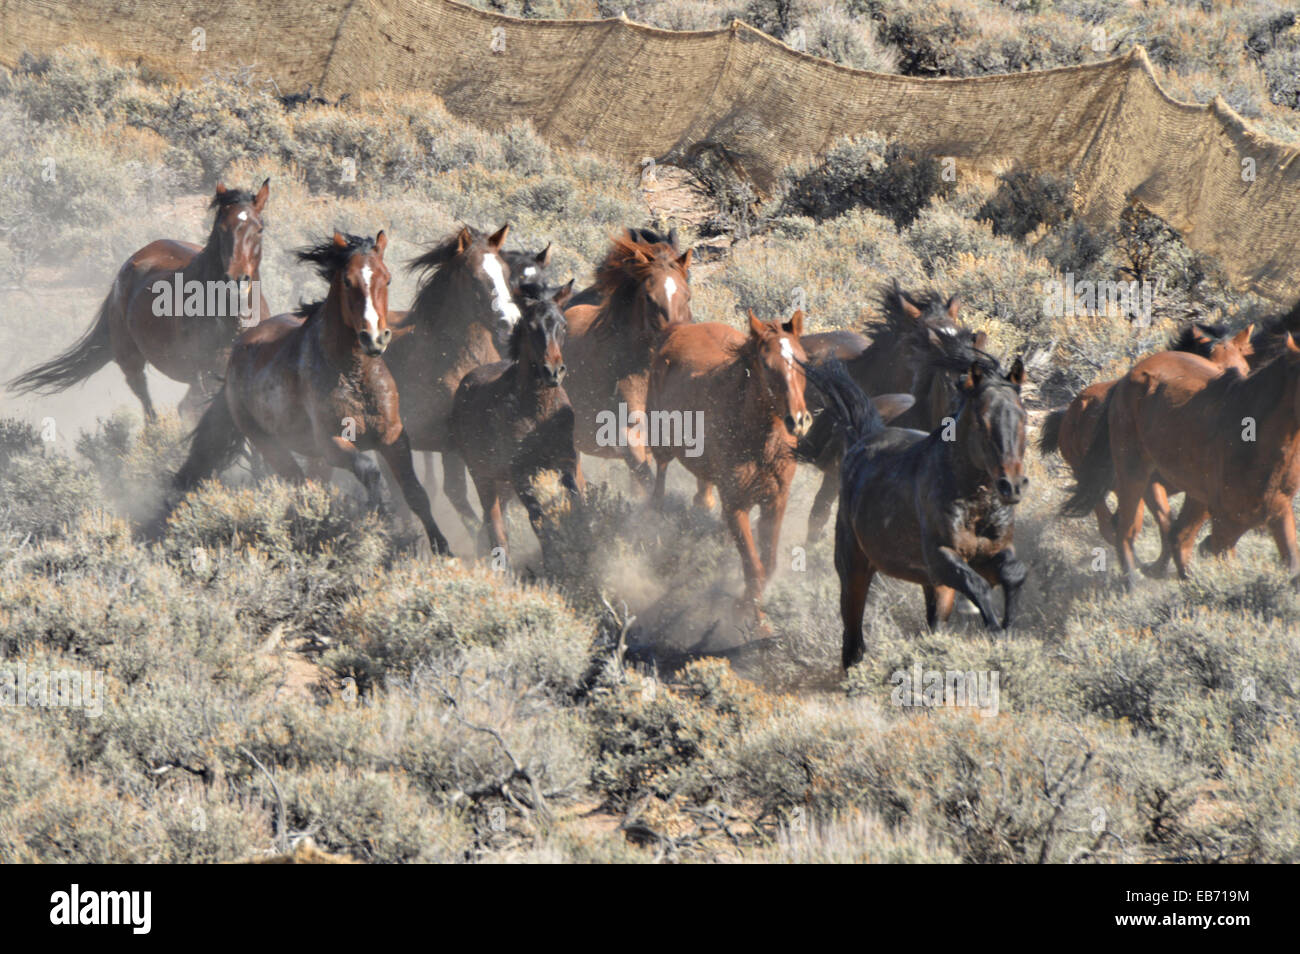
[1041,322,1253,576]
[381,224,520,534]
[10,180,270,421]
[410,239,554,495]
[569,227,679,309]
[646,311,813,616]
[175,231,451,555]
[451,280,582,569]
[564,233,693,494]
[1063,335,1300,589]
[806,346,1028,670]
[792,283,984,542]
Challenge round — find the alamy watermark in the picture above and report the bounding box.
[151,274,264,327]
[595,402,703,458]
[1,663,104,717]
[890,662,1000,716]
[1042,273,1164,325]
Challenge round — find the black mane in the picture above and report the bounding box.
[296,233,375,281]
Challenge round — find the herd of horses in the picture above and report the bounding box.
[10,179,1300,668]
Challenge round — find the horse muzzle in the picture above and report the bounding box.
[785,410,813,437]
[542,363,566,387]
[996,475,1029,504]
[359,328,392,355]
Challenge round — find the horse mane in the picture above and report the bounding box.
[587,235,685,337]
[1251,297,1300,362]
[209,188,255,210]
[1168,321,1228,357]
[865,283,956,341]
[296,233,375,281]
[407,226,481,277]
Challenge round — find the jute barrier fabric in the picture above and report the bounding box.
[1,0,1297,303]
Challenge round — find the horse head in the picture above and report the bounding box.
[408,223,521,344]
[209,179,268,286]
[954,355,1029,505]
[745,309,813,438]
[511,280,574,388]
[298,230,392,356]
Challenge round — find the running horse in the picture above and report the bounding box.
[1064,335,1300,589]
[382,224,521,534]
[451,280,582,569]
[807,343,1029,670]
[646,311,814,617]
[174,231,450,555]
[10,180,271,421]
[1041,322,1252,576]
[564,233,693,494]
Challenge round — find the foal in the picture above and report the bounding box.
[451,281,583,568]
[808,350,1029,670]
[647,311,813,615]
[175,231,450,555]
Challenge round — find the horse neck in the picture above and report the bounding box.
[186,234,228,284]
[1232,356,1300,442]
[310,296,369,372]
[413,266,499,358]
[512,356,562,417]
[939,400,992,493]
[730,349,783,447]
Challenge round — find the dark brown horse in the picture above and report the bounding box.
[807,344,1028,669]
[564,233,693,493]
[175,231,450,555]
[1064,336,1300,589]
[1041,323,1252,576]
[10,180,270,421]
[793,283,984,542]
[451,281,581,568]
[382,224,519,533]
[646,311,813,615]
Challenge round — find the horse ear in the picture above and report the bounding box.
[456,226,473,253]
[946,295,961,322]
[961,361,984,392]
[676,248,692,271]
[898,290,922,321]
[536,243,552,267]
[748,310,766,338]
[254,178,270,212]
[488,224,510,249]
[1232,325,1254,350]
[1287,333,1300,355]
[973,330,989,351]
[553,279,575,309]
[375,230,388,255]
[332,230,348,248]
[214,182,227,196]
[786,309,805,337]
[1007,356,1026,390]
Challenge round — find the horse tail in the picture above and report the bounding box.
[8,292,114,394]
[1037,407,1065,456]
[802,358,884,451]
[175,388,244,492]
[1060,395,1113,518]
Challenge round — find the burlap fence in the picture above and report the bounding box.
[1,0,1297,303]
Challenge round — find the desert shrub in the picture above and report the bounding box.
[7,47,136,124]
[76,410,188,524]
[323,561,597,695]
[589,660,772,809]
[978,168,1075,240]
[0,447,98,539]
[756,808,960,863]
[776,132,954,228]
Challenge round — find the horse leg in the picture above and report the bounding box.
[757,495,789,591]
[806,468,839,545]
[245,433,306,483]
[322,436,387,515]
[1139,481,1175,578]
[651,452,670,509]
[723,504,765,612]
[1093,502,1119,548]
[693,478,716,511]
[989,546,1028,630]
[1265,504,1300,586]
[422,452,438,495]
[376,432,452,556]
[1200,518,1247,559]
[621,434,656,498]
[834,516,874,668]
[923,585,958,631]
[1170,498,1209,580]
[1111,477,1147,591]
[121,359,157,422]
[924,544,1001,630]
[442,450,483,537]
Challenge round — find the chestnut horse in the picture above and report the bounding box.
[1041,323,1252,576]
[382,224,520,533]
[10,180,270,421]
[807,346,1028,670]
[792,284,983,541]
[451,281,582,569]
[1063,336,1300,589]
[565,233,693,493]
[646,311,813,615]
[175,231,450,555]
